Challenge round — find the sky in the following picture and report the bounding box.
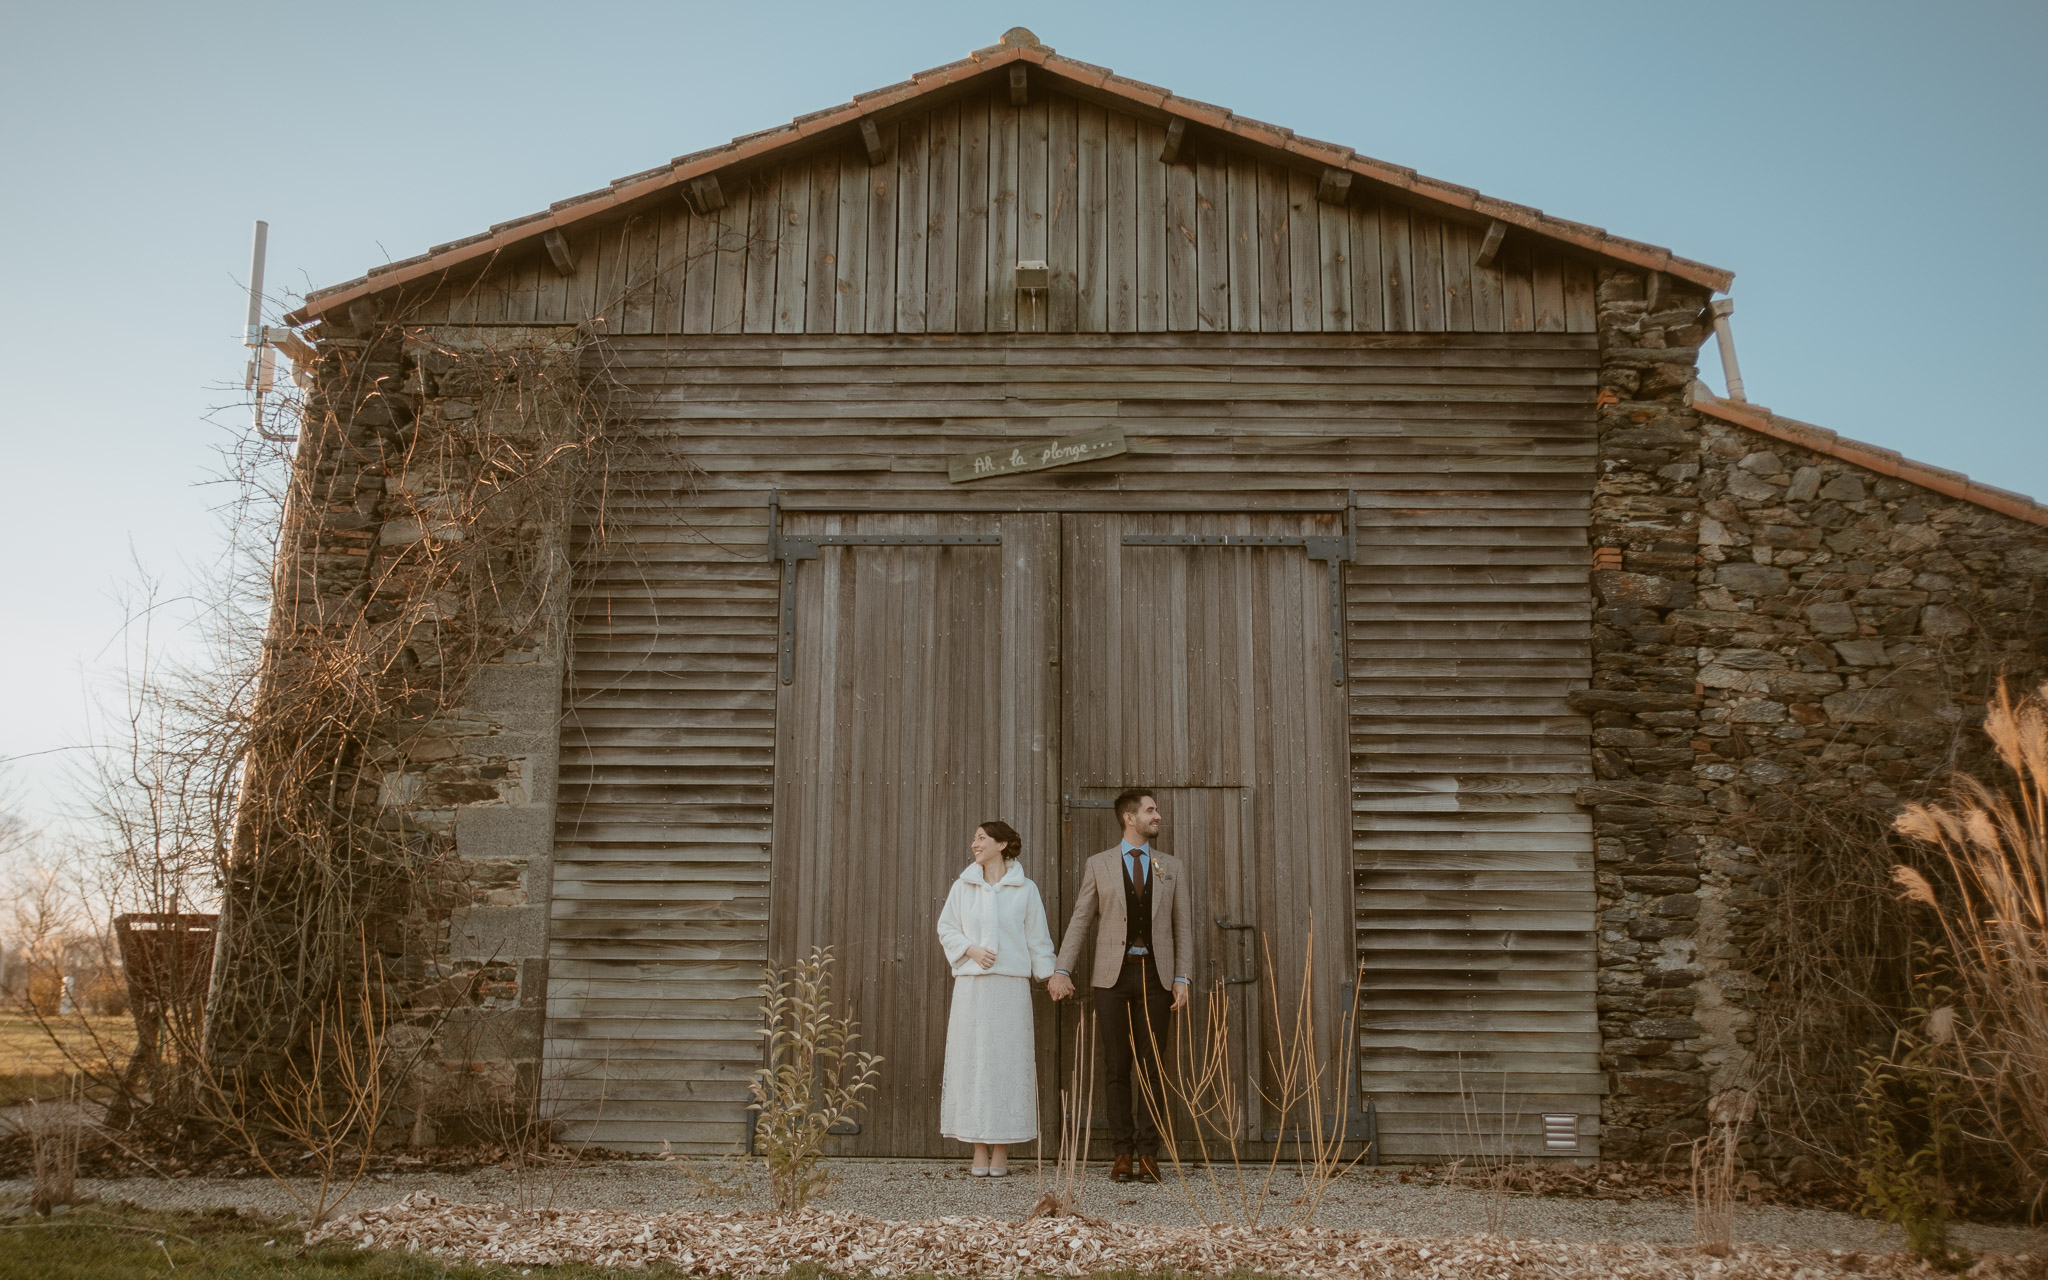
[1,1,2043,830]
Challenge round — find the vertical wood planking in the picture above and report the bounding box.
[1226,153,1259,332]
[743,169,780,334]
[415,127,1639,340]
[1019,98,1050,334]
[1046,95,1080,332]
[864,122,898,334]
[894,113,929,334]
[652,208,686,332]
[988,95,1021,333]
[1562,259,1597,333]
[835,143,870,334]
[1533,253,1566,333]
[925,104,959,333]
[593,224,630,332]
[1194,148,1229,332]
[1503,242,1535,333]
[1441,221,1475,332]
[1348,201,1384,332]
[804,150,839,334]
[1161,128,1196,333]
[957,95,990,334]
[1287,168,1320,332]
[711,186,750,334]
[530,244,569,325]
[774,163,810,334]
[1107,109,1140,333]
[1257,163,1292,332]
[1380,203,1414,332]
[1075,102,1108,333]
[1411,214,1445,333]
[503,253,539,326]
[1471,226,1505,332]
[1318,197,1352,332]
[622,214,659,334]
[681,210,716,335]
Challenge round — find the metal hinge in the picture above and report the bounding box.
[1119,498,1357,686]
[770,492,1002,684]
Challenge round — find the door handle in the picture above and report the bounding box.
[1214,916,1257,985]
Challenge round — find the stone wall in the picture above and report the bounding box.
[1579,268,1717,1160]
[251,322,584,1143]
[1581,276,2048,1163]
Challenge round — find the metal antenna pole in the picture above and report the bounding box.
[244,219,269,347]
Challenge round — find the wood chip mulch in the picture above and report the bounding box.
[310,1191,2044,1278]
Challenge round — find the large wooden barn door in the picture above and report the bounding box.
[1059,513,1355,1145]
[771,511,1061,1158]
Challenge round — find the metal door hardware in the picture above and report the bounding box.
[1214,915,1258,986]
[1119,499,1357,686]
[770,492,1002,684]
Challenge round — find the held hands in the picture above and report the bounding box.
[964,945,998,970]
[1046,973,1075,1001]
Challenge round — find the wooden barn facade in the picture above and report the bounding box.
[280,29,2027,1166]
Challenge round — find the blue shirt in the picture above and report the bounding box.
[1121,839,1152,887]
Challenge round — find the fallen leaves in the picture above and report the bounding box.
[309,1191,2042,1279]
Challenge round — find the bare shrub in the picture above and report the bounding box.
[202,945,407,1227]
[1453,1068,1527,1238]
[1893,677,2048,1209]
[747,946,882,1214]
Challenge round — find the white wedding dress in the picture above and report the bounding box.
[935,859,1056,1144]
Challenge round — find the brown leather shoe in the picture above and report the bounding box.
[1111,1154,1134,1182]
[1137,1155,1162,1184]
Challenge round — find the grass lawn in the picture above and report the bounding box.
[1,1203,663,1279]
[0,1011,136,1107]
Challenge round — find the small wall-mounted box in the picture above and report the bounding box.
[1015,260,1050,292]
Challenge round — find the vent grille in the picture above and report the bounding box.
[1543,1113,1579,1151]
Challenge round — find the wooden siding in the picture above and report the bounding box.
[399,86,1599,340]
[545,332,1599,1156]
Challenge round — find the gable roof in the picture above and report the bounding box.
[287,28,1731,325]
[1692,388,2048,527]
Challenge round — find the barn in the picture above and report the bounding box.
[260,29,2048,1168]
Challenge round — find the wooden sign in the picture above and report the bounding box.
[948,425,1127,483]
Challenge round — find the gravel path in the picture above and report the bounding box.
[7,1157,2045,1257]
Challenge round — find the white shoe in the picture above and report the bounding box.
[969,1166,989,1177]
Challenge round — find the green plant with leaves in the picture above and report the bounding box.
[1854,970,1970,1271]
[747,946,882,1214]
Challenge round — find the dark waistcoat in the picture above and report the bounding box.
[1122,856,1154,953]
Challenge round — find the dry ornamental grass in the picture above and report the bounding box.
[311,1191,2046,1279]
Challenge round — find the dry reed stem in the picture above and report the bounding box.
[1131,920,1364,1228]
[1692,1120,1739,1256]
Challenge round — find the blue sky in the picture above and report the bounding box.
[1,1,2043,827]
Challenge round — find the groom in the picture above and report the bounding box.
[1048,789,1193,1184]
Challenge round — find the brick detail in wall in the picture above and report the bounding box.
[1582,268,1717,1159]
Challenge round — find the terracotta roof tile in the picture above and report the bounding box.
[1692,389,2048,528]
[289,34,1735,321]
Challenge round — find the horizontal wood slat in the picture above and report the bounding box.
[545,331,1597,1155]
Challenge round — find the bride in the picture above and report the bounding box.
[934,820,1056,1176]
